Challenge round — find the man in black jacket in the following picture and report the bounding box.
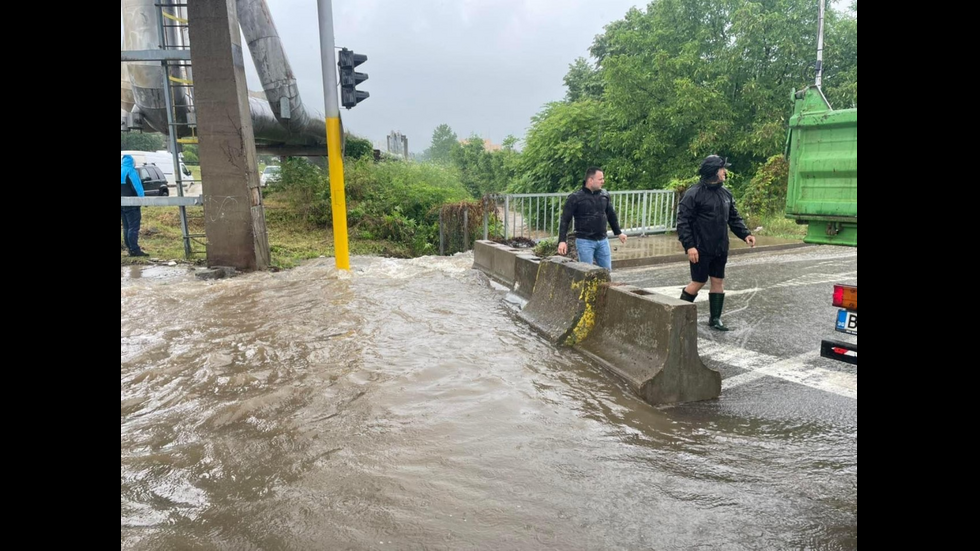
[557,167,627,270]
[677,155,755,330]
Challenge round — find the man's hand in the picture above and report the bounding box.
[557,241,568,255]
[687,247,699,264]
[618,233,627,245]
[746,235,756,248]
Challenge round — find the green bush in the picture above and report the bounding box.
[739,155,789,218]
[534,237,558,258]
[274,156,469,255]
[344,133,374,160]
[276,157,331,226]
[181,145,199,164]
[349,159,470,220]
[121,132,166,152]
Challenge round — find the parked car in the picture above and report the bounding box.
[137,164,169,196]
[122,150,188,187]
[260,165,280,187]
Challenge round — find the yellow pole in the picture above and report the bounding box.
[326,117,349,270]
[318,0,350,270]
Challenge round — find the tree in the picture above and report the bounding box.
[515,100,615,193]
[452,135,493,197]
[448,135,521,197]
[563,58,604,102]
[520,0,857,192]
[121,132,166,152]
[424,124,459,164]
[181,144,199,164]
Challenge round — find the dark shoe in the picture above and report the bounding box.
[708,293,730,331]
[129,251,149,257]
[679,289,697,303]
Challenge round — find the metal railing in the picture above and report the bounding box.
[495,190,677,240]
[121,196,203,206]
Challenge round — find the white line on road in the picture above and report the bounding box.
[772,271,858,289]
[698,341,857,399]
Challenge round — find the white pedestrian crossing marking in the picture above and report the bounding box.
[698,341,857,399]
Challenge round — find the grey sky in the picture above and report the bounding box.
[244,0,642,153]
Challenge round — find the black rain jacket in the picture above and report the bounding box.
[558,186,622,242]
[676,181,752,256]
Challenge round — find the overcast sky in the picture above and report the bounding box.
[243,0,643,153]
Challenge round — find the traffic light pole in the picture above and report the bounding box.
[316,0,350,270]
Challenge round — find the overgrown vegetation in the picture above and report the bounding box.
[271,156,471,258]
[121,198,423,270]
[739,155,790,219]
[121,132,166,152]
[438,199,492,255]
[533,237,559,258]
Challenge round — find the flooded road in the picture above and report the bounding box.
[121,254,856,550]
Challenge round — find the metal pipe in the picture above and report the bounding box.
[122,0,170,134]
[816,0,825,88]
[238,0,327,144]
[122,0,326,146]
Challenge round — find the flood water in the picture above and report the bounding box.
[121,254,857,550]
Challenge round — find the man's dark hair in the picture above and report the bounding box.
[584,166,602,185]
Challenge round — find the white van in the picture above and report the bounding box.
[121,150,192,188]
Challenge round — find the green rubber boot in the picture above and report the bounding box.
[708,292,730,331]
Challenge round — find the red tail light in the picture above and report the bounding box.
[832,284,857,311]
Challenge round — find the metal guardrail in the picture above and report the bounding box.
[121,196,203,206]
[497,190,677,240]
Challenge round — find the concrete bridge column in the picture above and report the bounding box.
[188,0,270,270]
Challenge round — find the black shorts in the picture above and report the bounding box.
[690,252,727,283]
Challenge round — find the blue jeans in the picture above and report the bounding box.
[575,238,612,270]
[121,206,142,254]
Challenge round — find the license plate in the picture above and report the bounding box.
[836,309,857,335]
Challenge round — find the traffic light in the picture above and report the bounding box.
[338,48,369,109]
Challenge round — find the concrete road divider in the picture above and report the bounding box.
[472,240,720,405]
[473,240,523,288]
[513,254,541,301]
[517,256,609,346]
[575,285,720,404]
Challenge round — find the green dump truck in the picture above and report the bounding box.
[784,85,857,247]
[784,85,857,364]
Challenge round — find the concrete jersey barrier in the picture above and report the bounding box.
[517,256,609,346]
[472,240,720,405]
[575,285,721,404]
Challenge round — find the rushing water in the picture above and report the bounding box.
[121,254,856,550]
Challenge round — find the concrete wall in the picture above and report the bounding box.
[473,240,720,406]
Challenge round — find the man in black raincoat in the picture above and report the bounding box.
[676,155,756,330]
[557,167,627,270]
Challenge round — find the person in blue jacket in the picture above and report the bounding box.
[676,155,755,330]
[121,154,148,257]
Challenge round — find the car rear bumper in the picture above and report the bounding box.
[820,339,857,365]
